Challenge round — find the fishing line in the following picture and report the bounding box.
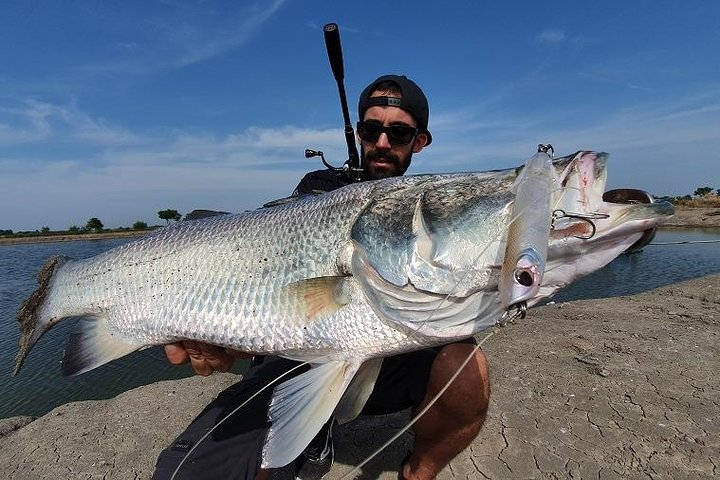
[341,330,496,479]
[648,239,720,246]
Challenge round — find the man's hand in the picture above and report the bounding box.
[164,341,252,376]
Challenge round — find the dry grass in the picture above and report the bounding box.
[674,195,720,208]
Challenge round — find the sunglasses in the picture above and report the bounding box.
[356,121,419,146]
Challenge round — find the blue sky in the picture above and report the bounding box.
[1,1,718,231]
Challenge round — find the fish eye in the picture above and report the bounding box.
[514,269,534,287]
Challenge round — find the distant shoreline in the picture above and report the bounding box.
[1,206,718,247]
[0,230,151,246]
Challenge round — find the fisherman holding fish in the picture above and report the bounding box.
[155,75,491,480]
[13,71,672,479]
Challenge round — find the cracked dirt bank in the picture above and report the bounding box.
[1,275,718,479]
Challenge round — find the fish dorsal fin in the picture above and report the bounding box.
[62,316,145,376]
[262,192,323,208]
[334,358,383,424]
[262,360,361,468]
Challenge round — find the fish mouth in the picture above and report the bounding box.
[535,151,674,303]
[552,152,673,244]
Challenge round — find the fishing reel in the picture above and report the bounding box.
[304,148,364,182]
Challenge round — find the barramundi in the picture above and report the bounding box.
[13,151,673,468]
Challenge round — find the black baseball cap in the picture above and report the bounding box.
[358,74,432,145]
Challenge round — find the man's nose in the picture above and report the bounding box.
[376,132,391,149]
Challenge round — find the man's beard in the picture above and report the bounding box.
[361,148,412,180]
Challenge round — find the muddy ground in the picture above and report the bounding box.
[1,274,717,479]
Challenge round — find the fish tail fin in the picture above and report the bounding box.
[61,316,144,376]
[13,255,69,376]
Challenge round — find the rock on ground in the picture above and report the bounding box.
[1,275,718,479]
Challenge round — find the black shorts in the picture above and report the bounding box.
[152,341,475,480]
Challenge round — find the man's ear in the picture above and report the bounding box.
[412,133,428,153]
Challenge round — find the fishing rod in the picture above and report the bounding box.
[304,23,363,182]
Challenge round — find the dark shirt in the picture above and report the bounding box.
[293,169,356,196]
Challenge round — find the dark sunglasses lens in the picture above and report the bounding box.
[357,123,416,145]
[386,126,416,145]
[358,123,383,143]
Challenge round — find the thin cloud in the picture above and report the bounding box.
[162,0,288,68]
[80,0,288,76]
[537,29,566,44]
[657,104,720,121]
[0,99,139,147]
[574,70,654,94]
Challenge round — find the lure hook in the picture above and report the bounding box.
[537,143,554,157]
[551,209,609,240]
[499,301,527,326]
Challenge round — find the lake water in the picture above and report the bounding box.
[1,229,719,420]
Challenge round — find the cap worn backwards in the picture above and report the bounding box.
[358,74,432,145]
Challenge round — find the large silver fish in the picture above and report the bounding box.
[13,151,672,468]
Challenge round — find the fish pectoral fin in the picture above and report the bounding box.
[284,276,350,320]
[335,358,383,424]
[262,360,360,469]
[62,316,144,376]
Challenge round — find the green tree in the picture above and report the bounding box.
[85,217,104,232]
[41,226,50,233]
[694,186,713,197]
[158,209,182,224]
[133,221,148,230]
[68,225,81,233]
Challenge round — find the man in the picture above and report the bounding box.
[154,75,490,480]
